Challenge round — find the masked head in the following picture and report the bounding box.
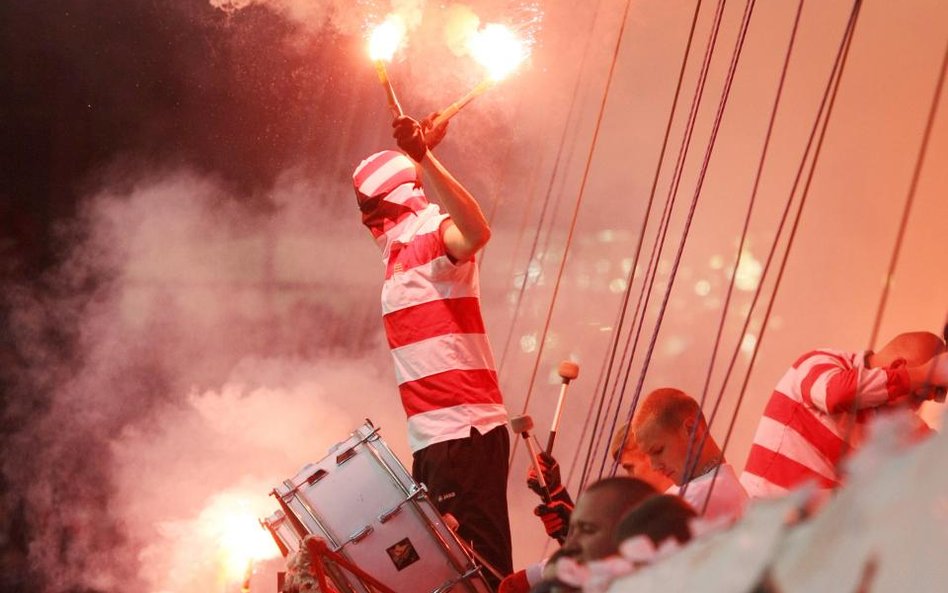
[353,150,429,244]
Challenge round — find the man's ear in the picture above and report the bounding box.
[681,416,697,437]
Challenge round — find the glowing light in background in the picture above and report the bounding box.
[694,280,712,296]
[512,259,543,297]
[198,493,279,585]
[467,23,529,81]
[598,229,617,243]
[520,333,538,353]
[740,333,758,355]
[368,15,406,61]
[734,249,763,292]
[609,278,627,293]
[664,335,688,356]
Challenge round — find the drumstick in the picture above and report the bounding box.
[547,361,579,455]
[510,414,551,503]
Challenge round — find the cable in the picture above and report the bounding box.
[495,0,608,378]
[604,0,737,479]
[866,39,948,349]
[505,0,631,467]
[576,0,707,490]
[516,0,640,423]
[700,0,865,513]
[679,0,804,494]
[590,0,730,482]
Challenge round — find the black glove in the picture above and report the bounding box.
[421,111,448,151]
[392,115,427,163]
[534,499,573,544]
[527,451,563,497]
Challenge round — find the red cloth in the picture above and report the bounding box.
[498,569,531,593]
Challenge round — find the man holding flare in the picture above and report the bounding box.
[352,114,512,588]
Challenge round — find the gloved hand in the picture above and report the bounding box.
[527,451,563,497]
[392,115,427,163]
[534,499,572,544]
[421,111,448,151]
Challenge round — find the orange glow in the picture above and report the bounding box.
[468,24,528,81]
[202,498,279,583]
[368,16,406,62]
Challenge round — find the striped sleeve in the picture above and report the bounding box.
[795,350,910,414]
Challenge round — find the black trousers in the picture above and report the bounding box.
[412,425,513,591]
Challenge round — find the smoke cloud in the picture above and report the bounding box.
[1,167,411,591]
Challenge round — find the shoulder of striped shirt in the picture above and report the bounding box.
[791,348,857,370]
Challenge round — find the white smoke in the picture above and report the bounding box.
[2,166,413,592]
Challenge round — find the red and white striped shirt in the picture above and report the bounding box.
[354,151,507,452]
[740,349,911,497]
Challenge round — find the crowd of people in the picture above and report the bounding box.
[277,114,948,593]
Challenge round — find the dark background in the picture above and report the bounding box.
[1,3,356,589]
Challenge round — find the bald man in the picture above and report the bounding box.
[559,477,658,565]
[499,477,657,593]
[632,388,748,522]
[741,331,948,498]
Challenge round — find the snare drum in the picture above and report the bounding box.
[270,420,490,593]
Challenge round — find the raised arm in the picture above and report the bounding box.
[419,153,491,261]
[392,115,491,261]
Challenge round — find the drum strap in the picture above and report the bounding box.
[304,536,398,593]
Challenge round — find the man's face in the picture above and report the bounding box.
[618,441,674,491]
[633,421,693,486]
[561,489,625,564]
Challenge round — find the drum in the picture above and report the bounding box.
[260,508,300,557]
[269,420,490,593]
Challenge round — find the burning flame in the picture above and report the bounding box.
[369,15,406,62]
[468,24,528,81]
[198,495,280,584]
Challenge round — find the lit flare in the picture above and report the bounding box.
[368,16,406,117]
[432,24,528,128]
[468,23,528,82]
[214,506,279,583]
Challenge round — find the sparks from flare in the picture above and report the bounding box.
[368,15,406,62]
[368,15,407,117]
[468,23,529,82]
[433,23,529,128]
[206,499,279,584]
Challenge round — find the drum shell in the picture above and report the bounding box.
[273,422,490,593]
